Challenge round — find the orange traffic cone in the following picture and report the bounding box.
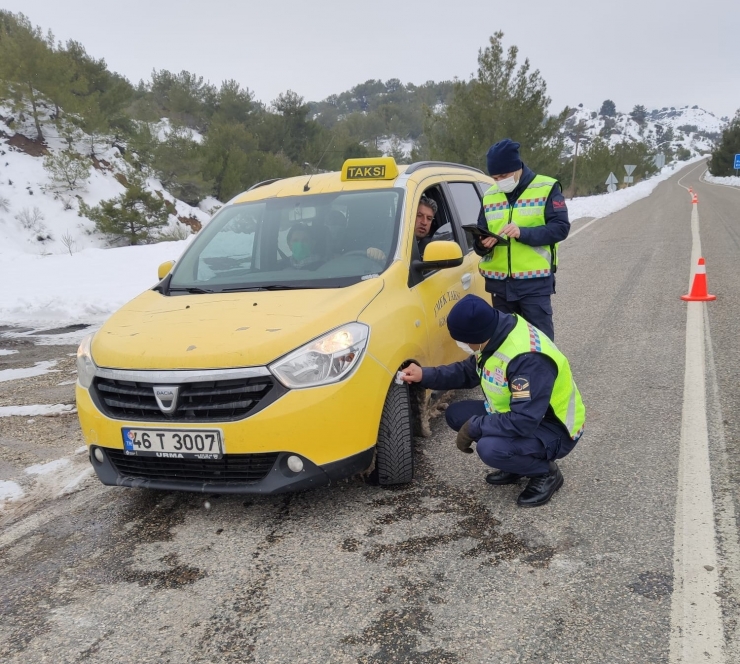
[689,187,693,193]
[681,257,716,301]
[692,193,698,204]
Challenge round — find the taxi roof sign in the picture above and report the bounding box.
[341,157,399,182]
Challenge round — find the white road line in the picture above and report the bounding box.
[562,216,600,242]
[677,160,710,191]
[669,202,725,663]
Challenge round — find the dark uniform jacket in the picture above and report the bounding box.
[475,164,570,301]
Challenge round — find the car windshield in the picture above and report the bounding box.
[168,189,404,292]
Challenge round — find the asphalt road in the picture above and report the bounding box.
[1,162,739,663]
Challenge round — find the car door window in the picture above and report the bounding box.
[447,182,484,253]
[413,185,465,278]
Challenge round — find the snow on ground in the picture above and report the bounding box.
[0,481,23,504]
[0,359,59,383]
[562,105,722,158]
[0,349,18,356]
[0,237,192,327]
[0,404,76,418]
[25,458,71,475]
[704,173,740,187]
[568,155,707,220]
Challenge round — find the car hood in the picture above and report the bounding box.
[91,280,385,370]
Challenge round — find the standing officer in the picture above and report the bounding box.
[475,139,570,340]
[400,294,585,507]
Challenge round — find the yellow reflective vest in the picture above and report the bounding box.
[479,175,559,280]
[477,315,586,440]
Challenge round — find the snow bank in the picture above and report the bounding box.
[703,173,740,188]
[0,237,192,327]
[568,156,706,220]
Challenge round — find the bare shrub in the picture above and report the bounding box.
[60,230,77,256]
[15,206,45,231]
[0,195,9,213]
[156,224,192,242]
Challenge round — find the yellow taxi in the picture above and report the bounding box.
[76,157,494,493]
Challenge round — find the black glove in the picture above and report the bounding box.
[456,419,476,453]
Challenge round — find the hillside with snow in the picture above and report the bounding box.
[374,104,727,163]
[0,102,217,260]
[562,104,724,159]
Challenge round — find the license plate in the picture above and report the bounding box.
[122,427,224,460]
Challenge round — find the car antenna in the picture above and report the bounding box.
[303,136,334,192]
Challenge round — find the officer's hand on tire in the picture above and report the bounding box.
[456,419,476,453]
[399,364,422,383]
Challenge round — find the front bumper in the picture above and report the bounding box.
[89,445,375,494]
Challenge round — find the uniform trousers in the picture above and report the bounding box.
[490,294,554,341]
[445,400,576,477]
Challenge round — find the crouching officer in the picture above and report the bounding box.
[400,294,585,507]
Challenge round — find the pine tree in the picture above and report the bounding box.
[43,150,91,192]
[79,178,170,245]
[0,12,54,142]
[424,32,567,177]
[630,104,647,126]
[708,111,740,176]
[151,125,210,206]
[599,100,617,117]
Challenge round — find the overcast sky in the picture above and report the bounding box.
[4,0,738,119]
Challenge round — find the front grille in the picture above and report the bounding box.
[107,449,279,484]
[93,376,277,421]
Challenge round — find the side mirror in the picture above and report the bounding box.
[157,260,175,280]
[411,240,464,271]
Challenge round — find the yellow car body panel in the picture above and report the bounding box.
[91,279,384,370]
[77,350,390,465]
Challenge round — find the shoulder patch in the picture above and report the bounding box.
[552,195,567,210]
[510,375,531,400]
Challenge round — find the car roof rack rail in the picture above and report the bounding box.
[404,161,485,175]
[247,178,282,191]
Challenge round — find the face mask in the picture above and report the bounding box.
[456,340,479,356]
[291,241,310,261]
[496,176,518,193]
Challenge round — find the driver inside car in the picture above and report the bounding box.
[286,223,324,270]
[367,196,438,262]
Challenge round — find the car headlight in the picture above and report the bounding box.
[76,333,97,389]
[269,323,369,389]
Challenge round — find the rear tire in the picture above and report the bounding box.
[374,380,414,485]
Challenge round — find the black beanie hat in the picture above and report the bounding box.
[486,138,522,176]
[446,295,500,344]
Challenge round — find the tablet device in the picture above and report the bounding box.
[461,224,510,245]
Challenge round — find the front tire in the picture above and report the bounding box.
[374,380,414,485]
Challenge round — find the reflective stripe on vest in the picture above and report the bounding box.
[478,175,558,280]
[476,316,586,440]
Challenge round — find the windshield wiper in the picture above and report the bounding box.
[169,287,215,294]
[220,284,326,292]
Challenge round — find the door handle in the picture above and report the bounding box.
[461,273,472,290]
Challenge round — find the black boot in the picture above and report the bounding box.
[485,470,523,486]
[516,462,563,507]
